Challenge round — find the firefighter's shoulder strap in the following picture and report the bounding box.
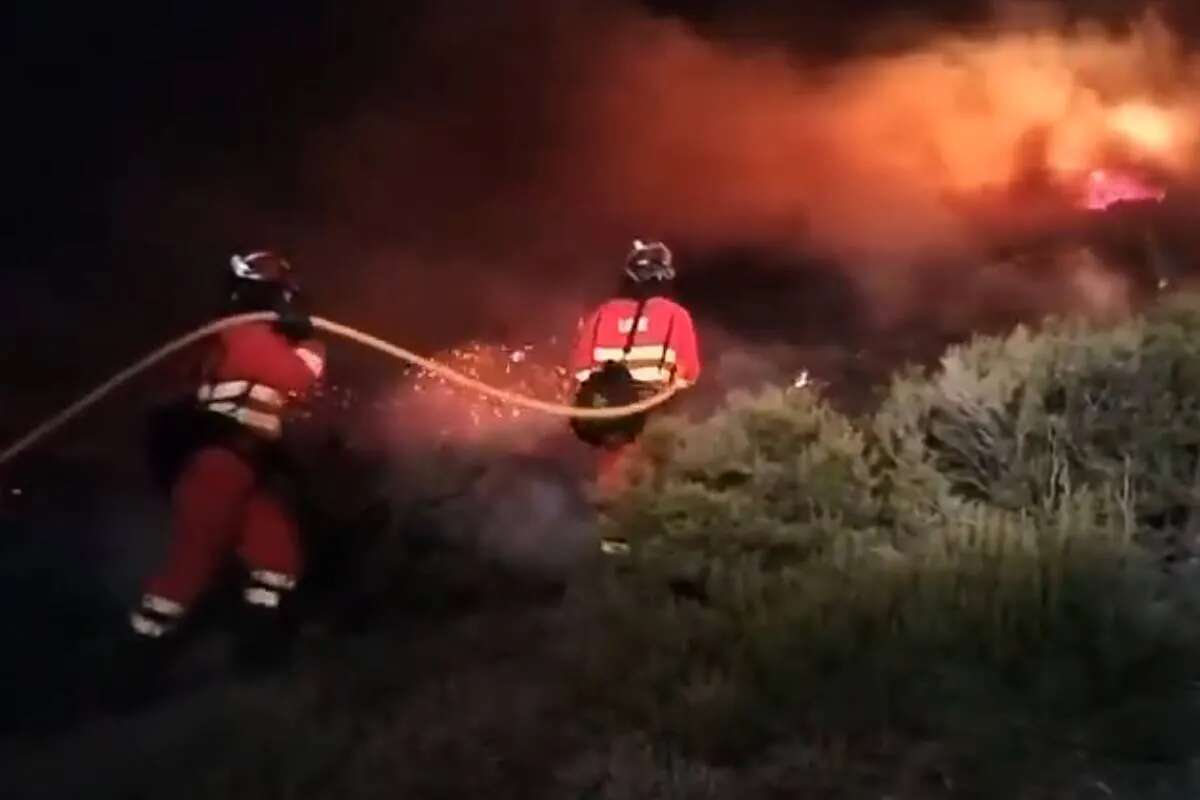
[588,306,604,356]
[659,308,677,380]
[623,298,649,358]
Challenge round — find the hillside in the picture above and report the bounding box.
[9,296,1200,798]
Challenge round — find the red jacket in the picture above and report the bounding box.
[196,322,325,438]
[571,297,700,387]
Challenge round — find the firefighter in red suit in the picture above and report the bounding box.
[570,240,701,552]
[123,251,325,688]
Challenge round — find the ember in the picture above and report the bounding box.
[383,339,575,445]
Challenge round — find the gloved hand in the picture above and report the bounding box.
[273,302,314,342]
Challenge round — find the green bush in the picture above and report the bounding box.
[50,296,1200,800]
[587,297,1200,794]
[605,388,882,574]
[874,295,1200,559]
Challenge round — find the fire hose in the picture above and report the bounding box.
[0,312,678,468]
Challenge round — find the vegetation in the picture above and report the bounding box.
[579,294,1200,796]
[12,296,1200,798]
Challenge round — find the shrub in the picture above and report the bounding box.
[874,294,1200,561]
[46,296,1200,800]
[586,299,1200,794]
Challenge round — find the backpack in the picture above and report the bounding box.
[569,361,648,448]
[569,298,651,449]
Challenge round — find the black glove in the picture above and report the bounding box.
[274,303,314,342]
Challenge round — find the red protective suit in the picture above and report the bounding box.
[131,322,325,639]
[570,296,701,387]
[570,296,701,499]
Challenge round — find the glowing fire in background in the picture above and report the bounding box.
[1082,168,1166,211]
[1073,100,1173,212]
[1107,102,1180,158]
[580,10,1200,269]
[294,10,1200,439]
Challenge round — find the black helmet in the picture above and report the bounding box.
[624,239,675,284]
[231,251,298,291]
[228,251,300,310]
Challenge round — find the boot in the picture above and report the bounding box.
[104,628,174,714]
[233,600,296,680]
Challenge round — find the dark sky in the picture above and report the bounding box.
[7,0,1199,431]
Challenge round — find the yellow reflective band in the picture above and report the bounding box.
[251,570,296,590]
[629,366,672,382]
[600,539,631,556]
[592,346,677,364]
[130,612,168,639]
[247,385,285,407]
[205,404,283,437]
[294,347,324,378]
[198,382,285,407]
[142,594,184,618]
[244,587,280,608]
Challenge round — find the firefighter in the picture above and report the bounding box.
[119,251,325,696]
[569,239,701,553]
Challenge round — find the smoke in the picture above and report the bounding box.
[109,1,1200,473]
[110,2,1198,359]
[550,3,1199,323]
[14,1,1200,682]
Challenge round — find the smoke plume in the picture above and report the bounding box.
[108,2,1200,367]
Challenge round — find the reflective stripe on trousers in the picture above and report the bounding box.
[129,592,186,639]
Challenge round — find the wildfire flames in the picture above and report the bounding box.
[1082,168,1167,212]
[119,4,1200,387]
[572,8,1200,271]
[315,9,1200,439]
[1106,102,1181,159]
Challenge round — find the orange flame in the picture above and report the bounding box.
[574,10,1200,263]
[1082,168,1166,211]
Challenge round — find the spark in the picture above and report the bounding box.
[390,338,575,441]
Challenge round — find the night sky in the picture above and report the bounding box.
[8,0,1200,437]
